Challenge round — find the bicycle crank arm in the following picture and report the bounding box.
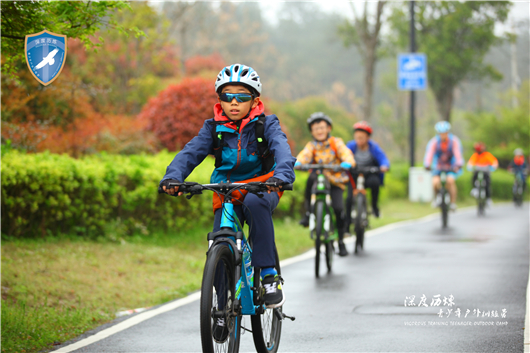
[274,308,296,321]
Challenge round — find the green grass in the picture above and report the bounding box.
[0,197,500,353]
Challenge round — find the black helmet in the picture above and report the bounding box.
[307,112,332,130]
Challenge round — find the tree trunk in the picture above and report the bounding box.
[434,87,454,122]
[363,45,376,121]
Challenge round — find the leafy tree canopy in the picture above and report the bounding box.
[465,80,530,166]
[1,0,144,77]
[388,1,511,121]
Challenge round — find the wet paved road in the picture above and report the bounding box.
[58,203,529,352]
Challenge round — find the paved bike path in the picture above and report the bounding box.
[55,203,529,352]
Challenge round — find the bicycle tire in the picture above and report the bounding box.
[514,182,524,207]
[441,190,448,228]
[314,200,324,278]
[325,241,333,272]
[251,251,283,353]
[200,244,240,353]
[477,185,486,216]
[354,194,366,253]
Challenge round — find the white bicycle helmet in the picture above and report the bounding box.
[435,121,451,134]
[514,148,524,156]
[215,64,262,96]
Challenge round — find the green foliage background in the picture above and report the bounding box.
[2,150,521,239]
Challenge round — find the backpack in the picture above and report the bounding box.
[211,114,275,173]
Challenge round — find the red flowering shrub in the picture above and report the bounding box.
[138,77,217,151]
[185,53,225,76]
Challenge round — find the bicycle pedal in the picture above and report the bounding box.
[282,313,296,321]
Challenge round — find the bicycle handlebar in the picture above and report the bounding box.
[158,181,293,197]
[351,166,381,174]
[296,164,347,172]
[472,166,492,172]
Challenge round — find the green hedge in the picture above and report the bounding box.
[2,152,523,239]
[1,151,215,239]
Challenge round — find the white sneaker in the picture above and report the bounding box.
[450,203,457,211]
[431,194,442,208]
[470,188,478,198]
[486,199,493,208]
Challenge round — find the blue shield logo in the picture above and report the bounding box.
[25,30,67,86]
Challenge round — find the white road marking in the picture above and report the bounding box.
[53,204,517,352]
[53,292,201,352]
[524,236,530,353]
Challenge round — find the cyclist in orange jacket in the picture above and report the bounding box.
[467,142,498,207]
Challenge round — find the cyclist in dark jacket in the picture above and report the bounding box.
[160,64,296,315]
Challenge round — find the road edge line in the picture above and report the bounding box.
[53,292,201,353]
[524,246,530,353]
[52,204,481,352]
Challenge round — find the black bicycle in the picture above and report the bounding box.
[159,181,295,353]
[435,170,451,228]
[472,166,490,216]
[296,164,345,278]
[349,166,381,254]
[511,170,525,207]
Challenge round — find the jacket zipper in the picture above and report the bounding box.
[227,135,242,182]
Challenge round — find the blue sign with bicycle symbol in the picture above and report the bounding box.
[398,53,427,91]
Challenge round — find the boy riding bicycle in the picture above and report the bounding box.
[467,142,498,207]
[295,112,356,256]
[160,64,296,314]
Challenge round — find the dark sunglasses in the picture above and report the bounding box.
[219,92,254,103]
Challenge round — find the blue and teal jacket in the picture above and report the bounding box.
[161,101,296,185]
[346,139,390,185]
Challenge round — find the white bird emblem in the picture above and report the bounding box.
[35,49,59,69]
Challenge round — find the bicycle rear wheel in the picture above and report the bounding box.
[314,200,324,278]
[251,252,283,353]
[354,194,366,253]
[200,244,240,353]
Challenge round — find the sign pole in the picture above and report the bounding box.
[409,0,416,167]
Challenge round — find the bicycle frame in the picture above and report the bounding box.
[209,200,262,316]
[309,173,334,241]
[439,172,450,205]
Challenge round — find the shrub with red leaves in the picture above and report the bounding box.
[138,77,218,151]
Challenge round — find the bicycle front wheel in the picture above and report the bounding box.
[325,240,333,272]
[439,189,448,228]
[354,194,366,253]
[314,200,324,278]
[200,244,240,353]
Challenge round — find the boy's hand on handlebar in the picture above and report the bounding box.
[160,179,183,196]
[266,177,284,193]
[380,166,389,172]
[340,162,352,169]
[294,161,301,169]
